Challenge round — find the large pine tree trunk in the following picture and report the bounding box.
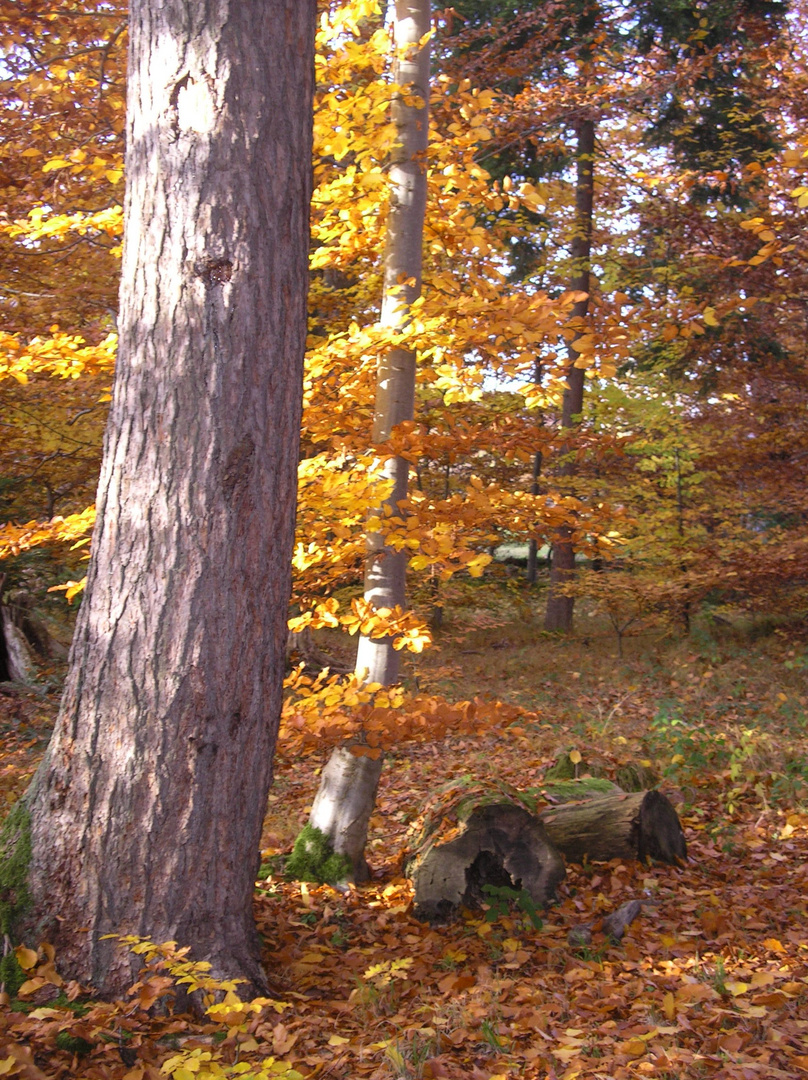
[16,0,316,999]
[544,118,595,632]
[354,0,431,687]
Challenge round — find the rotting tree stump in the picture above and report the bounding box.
[403,781,566,923]
[539,789,687,865]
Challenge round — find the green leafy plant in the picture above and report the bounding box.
[482,883,543,930]
[385,1029,436,1079]
[480,1018,510,1053]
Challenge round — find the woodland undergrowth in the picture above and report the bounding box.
[1,587,807,1080]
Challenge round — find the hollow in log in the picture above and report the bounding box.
[406,801,566,923]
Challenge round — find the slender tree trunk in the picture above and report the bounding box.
[296,2,431,890]
[526,361,544,585]
[526,461,544,584]
[15,0,316,999]
[544,118,595,632]
[674,445,691,633]
[354,0,431,686]
[526,357,545,583]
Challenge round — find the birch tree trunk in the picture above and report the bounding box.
[12,0,316,999]
[354,0,431,687]
[295,2,431,889]
[544,118,595,632]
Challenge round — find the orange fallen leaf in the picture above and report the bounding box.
[619,1037,647,1058]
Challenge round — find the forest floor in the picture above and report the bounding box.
[2,583,808,1080]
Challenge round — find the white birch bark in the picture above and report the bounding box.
[354,0,431,687]
[301,2,431,889]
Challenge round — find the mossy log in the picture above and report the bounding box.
[534,776,619,802]
[404,783,565,922]
[539,789,687,865]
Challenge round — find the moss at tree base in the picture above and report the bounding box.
[0,801,33,996]
[285,824,352,885]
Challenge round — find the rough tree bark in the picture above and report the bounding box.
[544,117,595,632]
[354,0,431,686]
[11,0,316,998]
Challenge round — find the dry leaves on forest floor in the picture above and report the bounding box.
[252,730,808,1080]
[1,633,808,1080]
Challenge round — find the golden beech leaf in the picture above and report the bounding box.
[763,937,786,953]
[14,946,38,972]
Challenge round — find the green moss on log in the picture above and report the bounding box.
[544,752,606,781]
[615,762,660,792]
[285,824,352,885]
[531,777,619,802]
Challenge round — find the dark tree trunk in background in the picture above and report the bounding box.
[544,118,595,632]
[526,445,543,584]
[18,0,316,998]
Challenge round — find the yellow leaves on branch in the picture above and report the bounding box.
[289,597,432,654]
[0,330,116,384]
[283,667,408,737]
[735,216,793,267]
[0,507,95,561]
[3,204,123,245]
[47,578,88,603]
[317,0,382,40]
[342,598,432,652]
[3,0,626,631]
[291,441,608,609]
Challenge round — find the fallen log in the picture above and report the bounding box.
[403,782,566,922]
[539,789,687,865]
